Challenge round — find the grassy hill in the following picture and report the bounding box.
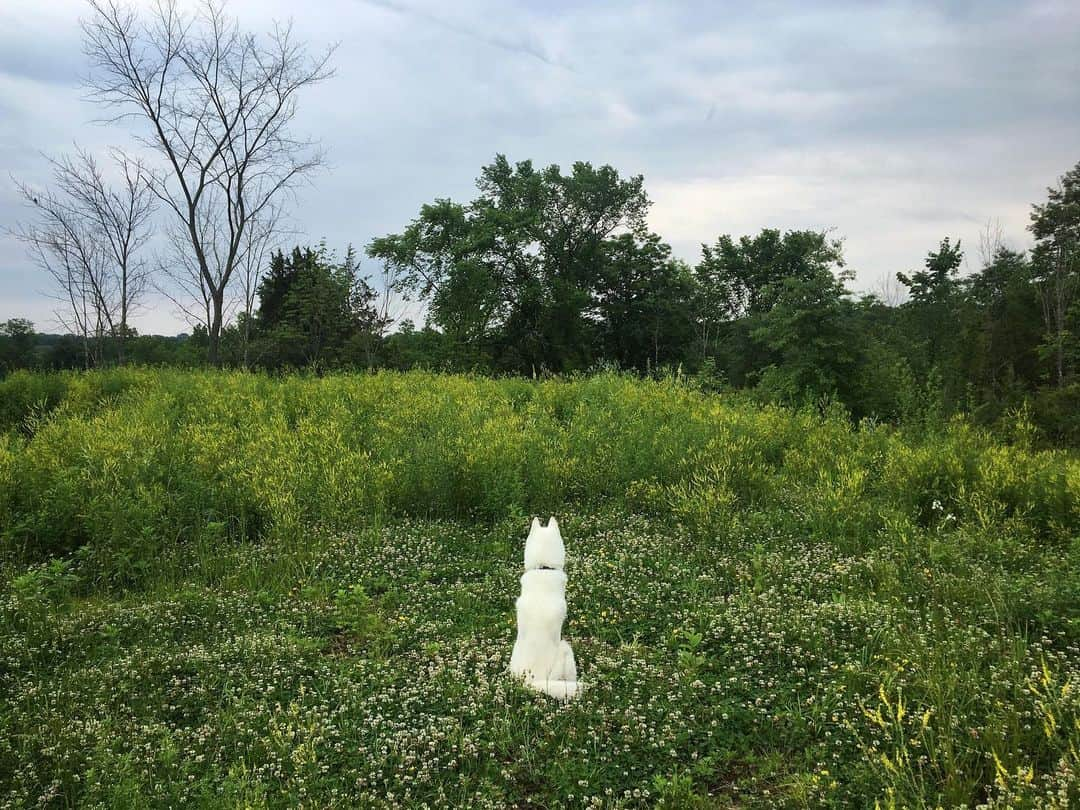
[1,369,1079,807]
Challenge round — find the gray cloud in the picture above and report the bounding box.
[1,0,1078,333]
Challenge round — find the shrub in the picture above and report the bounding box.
[2,368,1078,583]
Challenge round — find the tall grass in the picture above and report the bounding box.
[2,368,1077,568]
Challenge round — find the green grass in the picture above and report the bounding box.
[1,369,1079,807]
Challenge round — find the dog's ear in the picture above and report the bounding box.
[549,516,559,530]
[531,517,541,531]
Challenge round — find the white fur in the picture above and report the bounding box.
[510,518,582,701]
[527,677,581,701]
[523,516,564,571]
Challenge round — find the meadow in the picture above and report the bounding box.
[1,368,1079,808]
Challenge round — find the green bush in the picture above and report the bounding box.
[2,368,1078,570]
[0,366,150,434]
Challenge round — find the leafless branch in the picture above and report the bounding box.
[83,0,335,362]
[11,145,155,364]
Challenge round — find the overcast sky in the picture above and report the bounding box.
[2,0,1078,334]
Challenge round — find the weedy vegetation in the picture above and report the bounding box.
[1,368,1079,807]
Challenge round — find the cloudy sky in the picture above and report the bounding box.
[1,0,1078,334]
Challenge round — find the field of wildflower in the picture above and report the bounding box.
[1,368,1079,808]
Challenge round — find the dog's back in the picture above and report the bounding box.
[510,569,567,679]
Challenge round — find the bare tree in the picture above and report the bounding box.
[873,271,907,307]
[14,198,103,367]
[373,259,410,337]
[83,0,334,364]
[157,217,218,338]
[976,218,1007,269]
[158,203,284,365]
[13,149,155,365]
[54,148,155,362]
[236,205,284,367]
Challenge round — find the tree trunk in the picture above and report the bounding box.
[653,316,660,371]
[117,285,127,366]
[208,291,225,366]
[116,315,126,366]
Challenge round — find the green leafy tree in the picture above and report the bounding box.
[368,200,499,349]
[895,238,965,405]
[697,229,846,319]
[896,237,964,307]
[961,247,1042,404]
[254,245,387,368]
[596,233,696,371]
[369,155,649,373]
[0,319,37,373]
[257,248,312,333]
[695,229,846,386]
[751,266,861,405]
[1029,161,1080,386]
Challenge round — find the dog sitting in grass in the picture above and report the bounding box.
[509,517,581,700]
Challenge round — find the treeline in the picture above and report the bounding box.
[5,154,1079,443]
[7,3,1077,440]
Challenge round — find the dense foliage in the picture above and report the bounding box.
[6,155,1080,444]
[2,369,1080,807]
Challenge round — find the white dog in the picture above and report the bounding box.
[510,517,581,700]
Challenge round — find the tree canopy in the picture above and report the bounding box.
[10,154,1080,444]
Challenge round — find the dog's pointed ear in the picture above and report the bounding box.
[530,517,541,531]
[549,516,559,530]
